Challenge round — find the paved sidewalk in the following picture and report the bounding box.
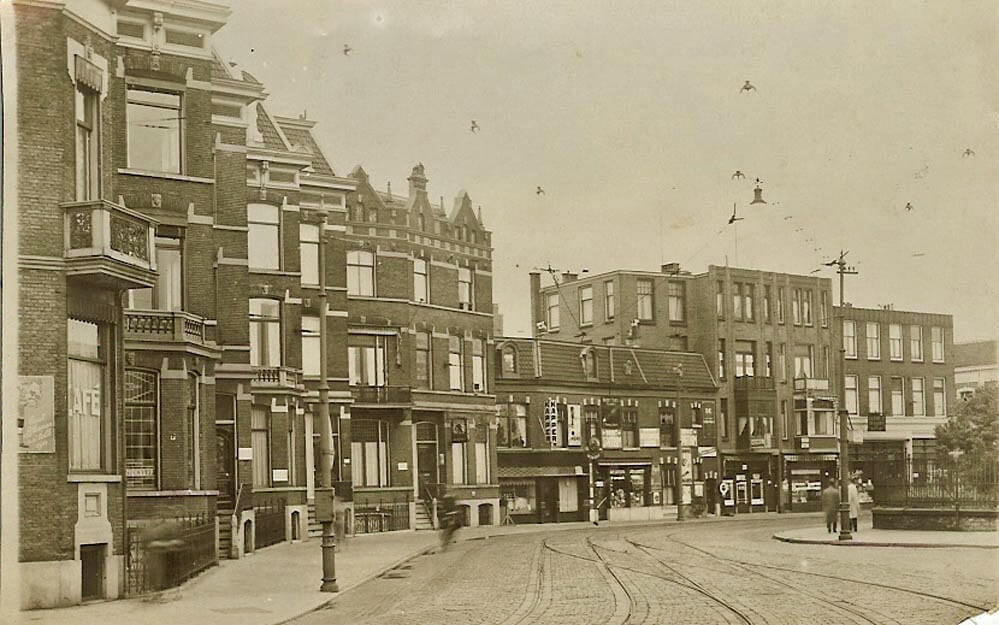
[774,517,999,549]
[13,512,779,625]
[13,531,439,625]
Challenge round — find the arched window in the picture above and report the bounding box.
[501,344,518,375]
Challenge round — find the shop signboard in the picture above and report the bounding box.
[639,427,659,448]
[680,428,697,448]
[567,404,582,446]
[603,428,622,449]
[18,375,54,453]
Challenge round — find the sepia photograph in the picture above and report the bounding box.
[0,1,997,623]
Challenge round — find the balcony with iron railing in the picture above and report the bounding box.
[351,386,412,405]
[793,377,831,393]
[63,199,157,290]
[124,309,215,348]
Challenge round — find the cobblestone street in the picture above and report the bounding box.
[300,517,998,625]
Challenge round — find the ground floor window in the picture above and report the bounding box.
[124,369,158,490]
[352,419,389,487]
[251,406,270,487]
[558,477,579,512]
[607,467,650,508]
[501,480,535,514]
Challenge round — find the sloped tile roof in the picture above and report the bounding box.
[255,105,288,151]
[497,338,717,391]
[279,124,336,177]
[955,340,998,368]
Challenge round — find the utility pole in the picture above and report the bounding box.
[317,214,339,591]
[827,250,857,541]
[673,363,686,521]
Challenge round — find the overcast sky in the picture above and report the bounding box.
[215,1,998,342]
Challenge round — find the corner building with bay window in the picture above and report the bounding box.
[343,164,500,529]
[9,0,352,607]
[494,338,719,523]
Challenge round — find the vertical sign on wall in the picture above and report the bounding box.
[567,404,582,446]
[544,398,561,447]
[18,376,55,453]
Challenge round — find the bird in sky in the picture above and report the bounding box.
[905,202,914,212]
[536,186,545,196]
[470,120,480,133]
[963,148,976,157]
[728,204,744,225]
[343,44,352,56]
[731,170,746,180]
[740,80,756,93]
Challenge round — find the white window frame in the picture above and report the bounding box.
[910,325,923,362]
[845,375,858,415]
[75,82,100,201]
[248,203,281,271]
[546,293,560,330]
[472,339,486,392]
[866,322,881,360]
[458,267,473,310]
[348,337,386,387]
[452,441,467,485]
[301,315,321,377]
[251,406,270,487]
[911,377,925,416]
[890,377,904,416]
[843,320,857,359]
[868,376,882,414]
[249,298,282,367]
[414,257,429,303]
[637,279,654,320]
[126,85,183,174]
[605,280,615,320]
[933,378,946,417]
[889,324,903,361]
[299,223,320,286]
[347,250,375,296]
[448,336,464,391]
[579,285,593,325]
[931,327,945,363]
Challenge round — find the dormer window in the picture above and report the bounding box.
[501,344,518,375]
[580,348,597,379]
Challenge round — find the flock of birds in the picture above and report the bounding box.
[340,42,981,270]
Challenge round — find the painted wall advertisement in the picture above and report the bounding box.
[680,448,693,504]
[19,375,55,453]
[567,404,582,446]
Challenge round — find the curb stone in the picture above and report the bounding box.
[772,533,999,549]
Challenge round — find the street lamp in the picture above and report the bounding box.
[673,363,686,521]
[316,214,339,591]
[837,408,852,541]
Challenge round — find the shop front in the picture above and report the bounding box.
[596,460,670,522]
[783,453,839,512]
[498,466,588,524]
[719,455,775,514]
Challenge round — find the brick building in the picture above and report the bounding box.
[494,337,719,523]
[9,0,357,607]
[342,164,500,529]
[530,264,840,512]
[834,305,955,481]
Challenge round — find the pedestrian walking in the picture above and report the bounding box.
[821,479,840,534]
[438,496,462,552]
[848,478,860,532]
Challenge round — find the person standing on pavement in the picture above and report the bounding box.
[848,478,860,532]
[438,496,462,552]
[821,479,840,534]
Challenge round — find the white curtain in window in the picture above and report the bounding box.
[365,441,380,486]
[351,441,363,485]
[452,442,466,484]
[251,407,269,487]
[558,478,579,512]
[475,442,488,484]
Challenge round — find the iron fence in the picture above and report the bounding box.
[254,498,286,549]
[126,513,217,596]
[354,495,411,533]
[868,459,999,509]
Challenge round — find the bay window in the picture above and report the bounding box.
[249,299,282,367]
[793,343,813,378]
[248,203,281,270]
[126,86,181,173]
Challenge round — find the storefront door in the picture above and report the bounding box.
[538,479,559,523]
[735,479,749,512]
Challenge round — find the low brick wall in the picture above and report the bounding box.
[873,507,998,531]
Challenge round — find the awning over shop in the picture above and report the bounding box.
[498,465,584,479]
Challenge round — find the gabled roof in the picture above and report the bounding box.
[276,121,336,177]
[496,337,718,391]
[954,340,998,368]
[254,104,290,151]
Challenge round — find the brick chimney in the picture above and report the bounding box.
[529,272,542,334]
[561,272,578,283]
[408,163,427,196]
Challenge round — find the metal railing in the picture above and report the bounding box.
[126,513,217,596]
[871,460,999,509]
[354,493,412,533]
[254,498,286,549]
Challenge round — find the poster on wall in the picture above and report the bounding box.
[602,428,622,449]
[639,428,659,448]
[19,375,55,453]
[567,404,582,446]
[544,399,561,447]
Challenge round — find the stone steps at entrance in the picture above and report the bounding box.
[217,509,234,559]
[307,502,322,538]
[414,500,435,531]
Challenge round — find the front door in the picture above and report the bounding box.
[735,479,750,513]
[216,426,235,509]
[80,543,105,601]
[538,479,559,523]
[417,442,438,498]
